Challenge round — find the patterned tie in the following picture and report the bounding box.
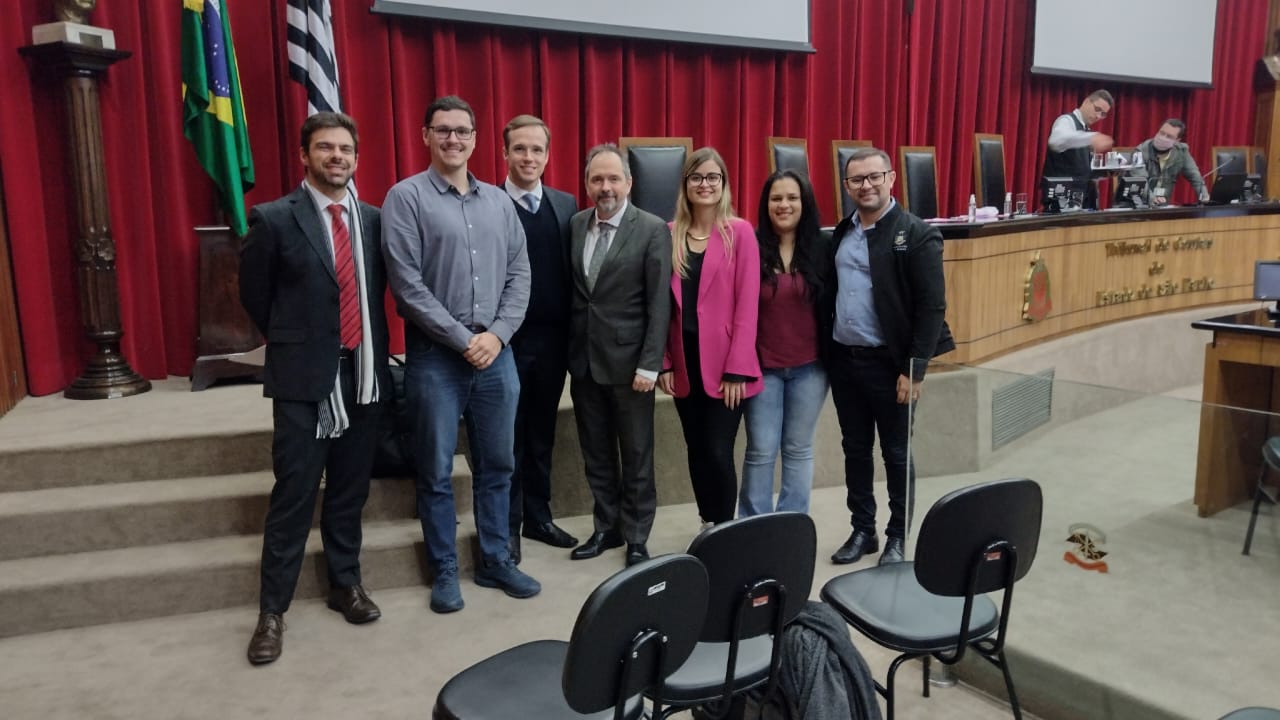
[523,193,539,213]
[586,224,614,291]
[326,204,363,350]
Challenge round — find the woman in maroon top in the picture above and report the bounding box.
[738,170,830,516]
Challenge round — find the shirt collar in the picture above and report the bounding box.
[1072,108,1088,128]
[426,165,479,195]
[854,197,895,232]
[504,177,542,204]
[301,179,351,217]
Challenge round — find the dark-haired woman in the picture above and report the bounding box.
[738,170,829,516]
[658,147,762,528]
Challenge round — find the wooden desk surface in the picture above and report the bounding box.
[936,203,1280,364]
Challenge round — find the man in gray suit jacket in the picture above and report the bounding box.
[567,143,672,567]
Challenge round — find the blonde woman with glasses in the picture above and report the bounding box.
[657,147,762,529]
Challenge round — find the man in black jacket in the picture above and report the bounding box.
[820,147,953,566]
[239,111,391,664]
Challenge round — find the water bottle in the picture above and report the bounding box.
[1003,192,1012,217]
[1131,149,1142,168]
[968,194,977,222]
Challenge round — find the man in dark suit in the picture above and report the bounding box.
[500,115,579,563]
[239,111,391,665]
[567,143,672,567]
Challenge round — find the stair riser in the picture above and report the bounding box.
[0,477,429,561]
[0,539,442,640]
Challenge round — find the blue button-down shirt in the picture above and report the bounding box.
[833,199,891,347]
[382,166,531,353]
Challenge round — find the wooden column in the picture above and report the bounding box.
[18,41,149,399]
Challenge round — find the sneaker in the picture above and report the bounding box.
[474,558,541,599]
[430,563,464,613]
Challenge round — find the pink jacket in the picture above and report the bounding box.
[663,217,763,399]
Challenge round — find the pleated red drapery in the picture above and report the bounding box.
[0,0,1267,395]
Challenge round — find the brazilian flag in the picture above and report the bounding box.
[181,0,254,236]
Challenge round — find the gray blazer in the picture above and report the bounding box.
[567,202,671,385]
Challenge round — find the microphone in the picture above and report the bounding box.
[1201,160,1235,178]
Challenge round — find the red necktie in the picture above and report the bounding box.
[326,204,363,350]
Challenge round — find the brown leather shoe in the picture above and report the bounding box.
[247,613,284,665]
[326,585,381,624]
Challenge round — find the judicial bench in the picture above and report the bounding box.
[932,204,1280,517]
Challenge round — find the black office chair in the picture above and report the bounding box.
[973,133,1007,208]
[433,554,710,720]
[767,136,811,179]
[832,139,873,220]
[1242,437,1280,555]
[821,478,1043,720]
[1220,708,1280,719]
[651,512,817,719]
[620,137,692,222]
[898,146,939,219]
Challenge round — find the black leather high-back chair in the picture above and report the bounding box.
[433,554,710,720]
[821,478,1043,720]
[651,512,817,719]
[973,133,1007,208]
[767,136,810,178]
[1212,145,1251,186]
[832,139,873,220]
[898,146,939,219]
[619,137,692,222]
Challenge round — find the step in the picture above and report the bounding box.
[0,471,431,561]
[0,519,449,639]
[0,431,274,491]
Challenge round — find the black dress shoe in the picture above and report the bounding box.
[508,534,522,565]
[326,585,381,624]
[831,530,879,565]
[570,530,624,560]
[523,521,579,548]
[878,536,906,565]
[247,613,284,665]
[625,543,649,566]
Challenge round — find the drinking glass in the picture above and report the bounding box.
[1015,193,1028,215]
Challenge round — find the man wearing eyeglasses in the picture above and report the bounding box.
[820,147,953,567]
[382,95,540,614]
[1044,89,1115,209]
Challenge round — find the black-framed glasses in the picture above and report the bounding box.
[844,172,889,188]
[686,172,724,186]
[428,125,475,140]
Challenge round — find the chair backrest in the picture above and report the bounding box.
[914,478,1042,597]
[898,145,939,219]
[1212,146,1251,185]
[562,553,709,714]
[973,133,1007,208]
[1253,147,1267,180]
[686,511,816,642]
[831,139,873,220]
[619,137,692,222]
[768,137,811,179]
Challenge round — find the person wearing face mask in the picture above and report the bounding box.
[1127,119,1210,205]
[658,147,762,531]
[738,170,830,517]
[1044,89,1116,209]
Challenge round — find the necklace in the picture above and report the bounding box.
[686,230,710,241]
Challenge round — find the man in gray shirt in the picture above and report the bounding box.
[382,95,539,614]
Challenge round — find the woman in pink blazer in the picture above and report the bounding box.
[658,147,762,527]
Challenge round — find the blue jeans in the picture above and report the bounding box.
[739,362,829,516]
[405,340,519,567]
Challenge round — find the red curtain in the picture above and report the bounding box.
[0,0,1267,395]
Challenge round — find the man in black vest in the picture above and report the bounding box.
[501,114,579,563]
[1043,89,1115,209]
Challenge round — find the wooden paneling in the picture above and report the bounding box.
[942,210,1280,364]
[0,163,27,416]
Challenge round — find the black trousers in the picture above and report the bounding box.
[259,358,382,614]
[827,343,915,540]
[569,372,657,545]
[509,326,569,533]
[674,332,744,524]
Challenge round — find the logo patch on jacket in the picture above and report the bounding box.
[892,230,908,251]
